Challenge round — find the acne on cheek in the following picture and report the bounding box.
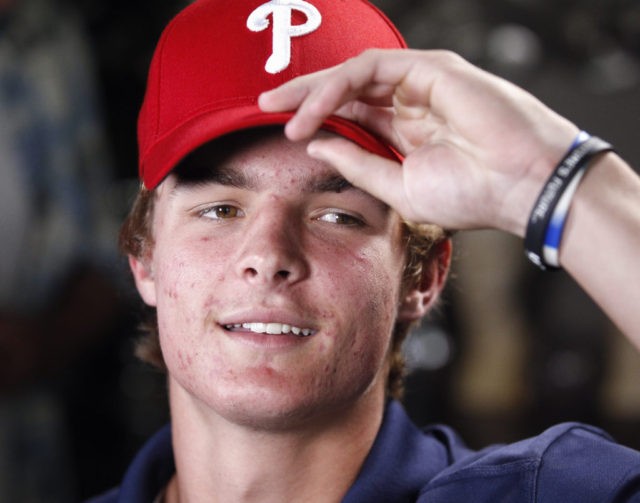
[163,286,179,299]
[321,361,341,379]
[157,321,193,375]
[176,350,194,370]
[202,294,225,318]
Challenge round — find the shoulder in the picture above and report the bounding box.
[418,423,640,503]
[534,423,640,502]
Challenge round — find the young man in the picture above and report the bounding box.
[92,0,640,501]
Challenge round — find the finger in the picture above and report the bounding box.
[306,136,415,218]
[262,50,416,140]
[259,66,345,142]
[282,66,370,141]
[258,67,333,113]
[260,76,395,115]
[262,76,406,155]
[314,100,402,154]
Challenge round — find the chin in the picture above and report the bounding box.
[211,372,384,433]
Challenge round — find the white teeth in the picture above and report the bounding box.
[228,322,313,336]
[242,322,266,333]
[266,323,281,334]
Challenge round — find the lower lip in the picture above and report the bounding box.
[224,328,312,350]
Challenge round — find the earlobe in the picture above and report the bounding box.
[398,238,452,322]
[129,255,158,307]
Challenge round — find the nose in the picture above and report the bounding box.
[234,207,309,286]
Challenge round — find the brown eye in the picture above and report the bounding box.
[202,205,243,220]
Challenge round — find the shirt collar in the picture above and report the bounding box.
[115,401,462,502]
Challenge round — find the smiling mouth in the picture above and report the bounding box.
[223,322,315,337]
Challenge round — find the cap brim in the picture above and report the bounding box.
[140,102,400,189]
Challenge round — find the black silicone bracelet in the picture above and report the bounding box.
[524,135,613,270]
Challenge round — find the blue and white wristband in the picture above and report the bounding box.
[525,132,613,270]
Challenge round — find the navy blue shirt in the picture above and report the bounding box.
[89,401,640,502]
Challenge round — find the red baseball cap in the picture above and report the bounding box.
[138,0,407,189]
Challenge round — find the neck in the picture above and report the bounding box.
[166,379,386,503]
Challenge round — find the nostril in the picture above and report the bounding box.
[276,270,290,280]
[237,245,308,284]
[242,266,293,283]
[244,267,258,278]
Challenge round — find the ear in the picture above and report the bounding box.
[128,255,158,307]
[397,238,452,322]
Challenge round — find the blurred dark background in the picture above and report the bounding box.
[0,0,638,500]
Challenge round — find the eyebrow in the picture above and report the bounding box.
[175,164,255,189]
[176,165,352,193]
[173,165,389,212]
[208,166,255,189]
[305,174,353,193]
[304,173,390,214]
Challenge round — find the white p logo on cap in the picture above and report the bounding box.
[247,0,322,74]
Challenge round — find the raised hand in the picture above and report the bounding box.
[259,48,579,235]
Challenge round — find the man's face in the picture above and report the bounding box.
[133,131,412,430]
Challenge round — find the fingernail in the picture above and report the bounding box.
[257,92,269,107]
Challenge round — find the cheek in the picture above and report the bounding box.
[152,244,225,359]
[318,237,403,354]
[154,237,228,303]
[153,253,229,396]
[342,239,402,309]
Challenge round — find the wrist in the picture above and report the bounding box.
[523,133,614,270]
[498,124,581,237]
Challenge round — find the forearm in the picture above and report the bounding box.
[560,152,640,342]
